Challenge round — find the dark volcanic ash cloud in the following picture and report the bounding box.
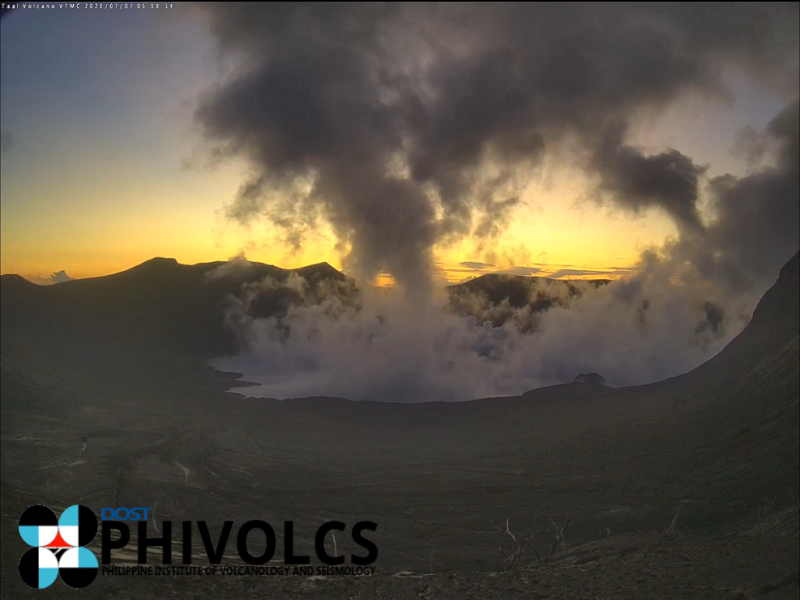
[592,121,709,234]
[196,3,799,401]
[654,99,799,294]
[195,2,797,291]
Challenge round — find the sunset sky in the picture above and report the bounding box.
[0,4,794,284]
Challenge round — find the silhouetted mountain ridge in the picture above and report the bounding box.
[2,253,797,371]
[449,272,609,306]
[1,257,614,357]
[446,272,611,329]
[0,257,353,358]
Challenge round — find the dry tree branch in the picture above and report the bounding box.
[493,518,516,542]
[666,502,682,536]
[549,513,575,556]
[493,518,538,571]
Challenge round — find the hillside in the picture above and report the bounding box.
[1,258,612,356]
[0,252,797,598]
[447,273,609,328]
[0,258,355,358]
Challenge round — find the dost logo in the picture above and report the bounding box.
[18,504,99,589]
[17,502,379,584]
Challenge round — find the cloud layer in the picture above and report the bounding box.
[211,269,742,402]
[196,3,797,289]
[197,4,799,401]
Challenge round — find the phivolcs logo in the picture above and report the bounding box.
[18,504,99,589]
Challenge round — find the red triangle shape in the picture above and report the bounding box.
[45,531,71,548]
